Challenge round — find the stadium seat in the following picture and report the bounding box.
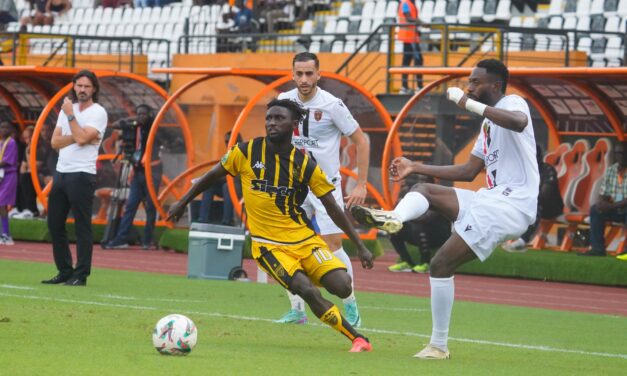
[431,0,446,23]
[576,0,592,15]
[544,142,572,176]
[322,19,337,42]
[557,139,590,204]
[470,0,485,23]
[344,39,357,53]
[548,0,564,16]
[309,40,321,53]
[331,39,344,53]
[457,0,472,24]
[444,0,459,24]
[420,0,435,23]
[338,1,352,18]
[559,138,612,251]
[484,0,511,23]
[361,1,375,20]
[301,20,314,34]
[373,1,387,22]
[385,1,399,20]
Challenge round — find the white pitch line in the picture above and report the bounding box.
[0,284,35,290]
[97,294,205,303]
[359,305,429,313]
[1,291,625,360]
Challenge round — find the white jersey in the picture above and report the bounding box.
[56,103,108,174]
[278,88,359,178]
[470,94,539,218]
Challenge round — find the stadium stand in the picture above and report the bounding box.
[4,0,625,73]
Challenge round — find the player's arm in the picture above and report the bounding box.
[50,126,75,150]
[345,127,370,208]
[447,88,528,132]
[319,192,374,269]
[390,154,484,182]
[167,163,229,222]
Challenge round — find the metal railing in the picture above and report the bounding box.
[0,32,171,77]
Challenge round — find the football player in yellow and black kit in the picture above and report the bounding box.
[168,98,374,352]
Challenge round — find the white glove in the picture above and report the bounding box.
[447,87,464,104]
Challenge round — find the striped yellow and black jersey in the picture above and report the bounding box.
[220,137,335,244]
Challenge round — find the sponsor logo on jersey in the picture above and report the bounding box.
[251,179,295,196]
[464,224,473,232]
[485,149,499,166]
[314,109,323,121]
[252,161,265,169]
[292,136,320,148]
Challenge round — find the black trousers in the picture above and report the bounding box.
[47,172,96,279]
[17,172,39,214]
[401,42,424,89]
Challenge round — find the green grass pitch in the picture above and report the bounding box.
[0,260,625,375]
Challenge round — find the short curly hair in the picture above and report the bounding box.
[267,98,307,123]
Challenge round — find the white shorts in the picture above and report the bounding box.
[454,188,532,262]
[302,174,343,235]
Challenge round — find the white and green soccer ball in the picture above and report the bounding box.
[152,314,197,355]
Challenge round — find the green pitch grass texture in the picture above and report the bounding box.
[0,260,625,375]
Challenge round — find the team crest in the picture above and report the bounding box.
[314,110,323,121]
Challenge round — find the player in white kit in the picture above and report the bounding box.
[351,59,539,358]
[274,52,371,327]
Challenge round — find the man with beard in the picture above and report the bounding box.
[350,59,539,359]
[42,69,108,286]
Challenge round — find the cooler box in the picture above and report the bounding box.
[187,223,246,280]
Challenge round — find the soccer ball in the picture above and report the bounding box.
[152,314,198,355]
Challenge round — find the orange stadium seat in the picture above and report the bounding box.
[560,138,611,251]
[544,142,571,177]
[532,140,588,250]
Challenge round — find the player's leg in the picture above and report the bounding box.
[351,183,459,234]
[413,233,477,359]
[275,195,316,324]
[290,270,372,352]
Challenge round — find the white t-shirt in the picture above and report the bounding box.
[56,103,108,174]
[278,88,359,178]
[470,94,539,215]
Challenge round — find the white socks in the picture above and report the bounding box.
[287,247,356,312]
[393,191,430,222]
[429,276,455,351]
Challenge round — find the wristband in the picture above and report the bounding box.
[465,98,487,116]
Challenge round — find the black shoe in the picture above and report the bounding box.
[63,277,87,286]
[578,249,606,257]
[41,274,71,284]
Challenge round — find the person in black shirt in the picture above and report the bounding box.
[103,104,163,250]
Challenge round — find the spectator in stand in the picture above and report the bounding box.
[198,130,242,226]
[396,0,424,94]
[44,0,71,24]
[0,0,17,31]
[503,145,563,252]
[0,120,18,245]
[234,0,254,33]
[14,126,42,219]
[581,141,627,258]
[260,0,291,33]
[20,0,49,29]
[216,7,235,52]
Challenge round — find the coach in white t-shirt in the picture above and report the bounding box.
[350,59,539,359]
[42,70,108,287]
[274,52,371,328]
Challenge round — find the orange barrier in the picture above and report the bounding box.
[23,67,189,229]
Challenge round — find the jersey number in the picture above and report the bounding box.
[312,248,333,264]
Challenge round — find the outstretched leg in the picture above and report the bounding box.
[351,183,459,233]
